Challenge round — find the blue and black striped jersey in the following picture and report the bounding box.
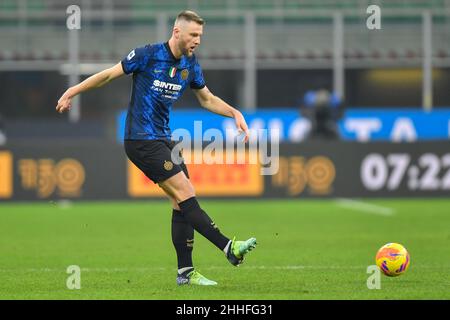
[121,42,206,140]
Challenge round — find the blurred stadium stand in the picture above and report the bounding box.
[1,0,450,65]
[1,0,450,139]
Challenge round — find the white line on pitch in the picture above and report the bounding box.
[335,198,395,216]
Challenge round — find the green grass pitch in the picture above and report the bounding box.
[0,199,449,300]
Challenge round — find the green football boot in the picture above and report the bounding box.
[177,269,218,286]
[226,237,257,266]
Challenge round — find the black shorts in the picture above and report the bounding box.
[124,139,189,184]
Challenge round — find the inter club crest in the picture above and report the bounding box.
[181,69,189,80]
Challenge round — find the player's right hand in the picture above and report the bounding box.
[56,91,72,113]
[234,112,250,143]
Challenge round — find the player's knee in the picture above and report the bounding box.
[171,198,181,210]
[159,171,195,202]
[177,179,195,202]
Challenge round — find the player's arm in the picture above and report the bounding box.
[56,62,125,113]
[193,86,250,142]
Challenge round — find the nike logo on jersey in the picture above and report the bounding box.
[127,50,135,60]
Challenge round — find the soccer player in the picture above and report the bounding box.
[56,10,257,286]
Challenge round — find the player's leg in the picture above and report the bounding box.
[159,172,257,266]
[159,172,229,251]
[170,197,194,272]
[124,140,194,283]
[169,197,194,277]
[169,196,217,286]
[124,139,256,269]
[168,160,217,285]
[170,162,194,275]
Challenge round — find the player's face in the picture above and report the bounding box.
[177,21,203,57]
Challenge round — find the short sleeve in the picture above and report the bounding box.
[121,45,149,74]
[190,57,206,89]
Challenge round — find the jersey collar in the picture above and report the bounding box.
[164,42,181,62]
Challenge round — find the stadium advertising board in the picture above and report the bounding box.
[117,108,450,143]
[127,150,264,197]
[1,141,449,201]
[0,141,126,201]
[0,151,13,198]
[267,141,450,198]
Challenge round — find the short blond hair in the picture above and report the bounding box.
[175,10,204,26]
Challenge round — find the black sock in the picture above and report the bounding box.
[178,197,230,251]
[171,209,194,270]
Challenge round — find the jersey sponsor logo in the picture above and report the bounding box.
[152,80,182,91]
[168,67,177,78]
[181,69,189,80]
[127,49,136,61]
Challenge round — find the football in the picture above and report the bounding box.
[376,243,410,277]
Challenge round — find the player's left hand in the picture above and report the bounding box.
[234,112,250,143]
